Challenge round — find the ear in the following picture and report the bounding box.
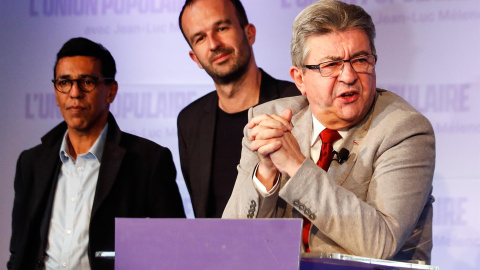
[106,81,118,104]
[244,24,256,46]
[290,66,307,96]
[55,87,60,106]
[189,50,204,69]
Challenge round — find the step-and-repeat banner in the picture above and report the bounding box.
[0,0,478,268]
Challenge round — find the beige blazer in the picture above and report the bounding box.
[223,89,435,264]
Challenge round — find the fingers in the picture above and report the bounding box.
[247,111,293,141]
[249,125,285,141]
[282,108,293,122]
[250,139,282,153]
[247,114,274,129]
[247,110,293,130]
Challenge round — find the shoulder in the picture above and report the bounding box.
[16,143,45,164]
[118,132,173,158]
[178,90,217,120]
[260,69,300,100]
[367,89,434,147]
[373,89,432,128]
[19,122,66,162]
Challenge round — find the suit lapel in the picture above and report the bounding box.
[279,103,312,189]
[328,94,377,186]
[32,122,66,253]
[31,149,61,218]
[192,96,217,216]
[91,114,126,218]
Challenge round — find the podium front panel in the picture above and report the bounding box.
[115,218,302,270]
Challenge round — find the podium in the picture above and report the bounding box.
[107,218,439,270]
[300,253,439,270]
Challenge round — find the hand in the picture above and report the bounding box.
[247,109,305,188]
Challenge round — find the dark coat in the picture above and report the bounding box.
[8,113,185,269]
[177,69,299,217]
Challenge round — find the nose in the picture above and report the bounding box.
[337,60,358,85]
[208,32,222,50]
[69,80,84,98]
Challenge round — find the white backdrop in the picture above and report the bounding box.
[0,0,479,268]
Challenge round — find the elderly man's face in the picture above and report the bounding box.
[291,29,376,130]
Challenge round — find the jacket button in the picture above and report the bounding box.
[293,200,300,206]
[309,214,316,220]
[299,205,305,211]
[304,209,311,215]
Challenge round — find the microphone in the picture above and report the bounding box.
[332,148,350,164]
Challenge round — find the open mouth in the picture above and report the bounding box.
[341,92,356,98]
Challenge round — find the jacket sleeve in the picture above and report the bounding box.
[222,108,279,219]
[148,146,186,218]
[279,111,435,260]
[8,151,28,269]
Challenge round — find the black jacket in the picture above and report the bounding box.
[177,69,299,218]
[8,113,185,269]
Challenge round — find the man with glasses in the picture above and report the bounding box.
[177,0,299,218]
[224,0,435,264]
[8,37,185,270]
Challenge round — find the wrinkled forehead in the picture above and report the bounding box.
[304,29,372,63]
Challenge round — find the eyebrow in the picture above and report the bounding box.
[189,19,233,44]
[55,74,95,80]
[321,50,372,62]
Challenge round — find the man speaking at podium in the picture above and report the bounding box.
[8,38,185,269]
[224,0,435,264]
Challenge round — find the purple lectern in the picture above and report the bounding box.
[115,218,302,270]
[112,218,439,270]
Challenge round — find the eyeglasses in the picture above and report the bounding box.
[52,76,114,93]
[304,54,377,77]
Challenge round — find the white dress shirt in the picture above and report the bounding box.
[44,124,108,270]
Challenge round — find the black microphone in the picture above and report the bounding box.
[332,148,350,164]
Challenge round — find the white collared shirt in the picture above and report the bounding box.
[310,115,347,164]
[44,124,108,270]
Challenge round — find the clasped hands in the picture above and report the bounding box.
[248,109,306,190]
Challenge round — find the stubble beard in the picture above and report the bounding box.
[203,37,252,86]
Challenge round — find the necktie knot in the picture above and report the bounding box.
[320,128,341,144]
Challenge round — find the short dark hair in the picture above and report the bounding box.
[178,0,249,46]
[53,37,116,81]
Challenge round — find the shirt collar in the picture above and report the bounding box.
[310,114,348,146]
[59,123,109,163]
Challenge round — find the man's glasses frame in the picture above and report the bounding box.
[304,54,377,78]
[52,76,114,93]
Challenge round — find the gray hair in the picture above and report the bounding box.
[290,0,376,67]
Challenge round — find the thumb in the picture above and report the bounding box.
[282,108,293,123]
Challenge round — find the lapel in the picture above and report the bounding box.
[278,99,313,189]
[31,122,66,251]
[31,146,62,220]
[91,114,126,218]
[328,93,378,186]
[193,94,217,216]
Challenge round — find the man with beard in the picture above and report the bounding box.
[177,0,299,218]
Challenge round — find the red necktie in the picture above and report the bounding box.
[303,128,341,252]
